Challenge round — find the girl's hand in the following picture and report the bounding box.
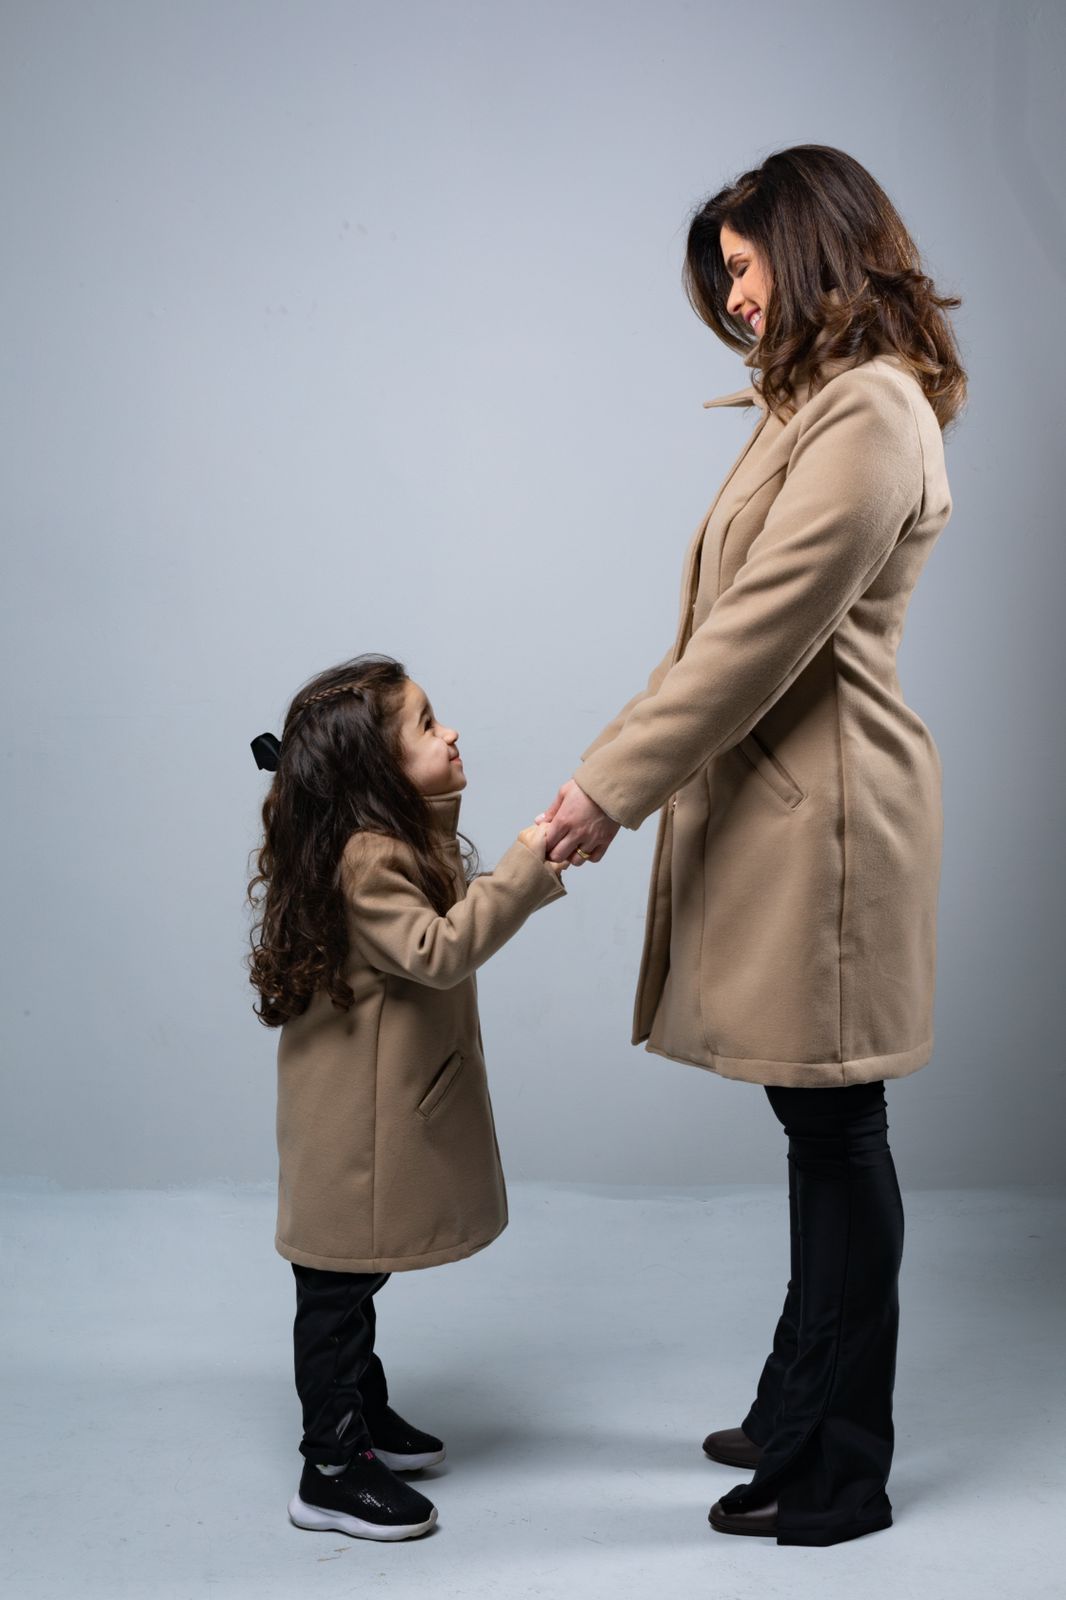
[518,821,549,858]
[518,822,567,874]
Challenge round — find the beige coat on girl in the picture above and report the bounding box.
[574,351,952,1088]
[275,793,566,1272]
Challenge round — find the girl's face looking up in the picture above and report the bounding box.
[396,677,466,797]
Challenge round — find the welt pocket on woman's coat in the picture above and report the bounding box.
[734,731,807,810]
[416,1050,466,1120]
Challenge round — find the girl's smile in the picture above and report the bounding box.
[397,677,467,797]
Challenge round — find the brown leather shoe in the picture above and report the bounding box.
[708,1497,778,1537]
[702,1426,763,1469]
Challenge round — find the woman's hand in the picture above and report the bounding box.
[518,821,568,877]
[537,780,621,866]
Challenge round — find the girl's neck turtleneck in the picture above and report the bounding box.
[423,790,463,838]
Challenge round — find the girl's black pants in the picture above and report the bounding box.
[719,1078,905,1547]
[291,1264,391,1464]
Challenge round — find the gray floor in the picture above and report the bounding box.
[3,1179,1063,1599]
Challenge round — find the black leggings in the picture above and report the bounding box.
[291,1264,391,1463]
[720,1078,905,1547]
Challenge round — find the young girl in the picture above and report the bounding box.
[247,653,567,1542]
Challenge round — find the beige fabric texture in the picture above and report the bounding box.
[574,350,953,1087]
[275,793,567,1272]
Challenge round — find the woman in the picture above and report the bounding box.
[539,144,966,1547]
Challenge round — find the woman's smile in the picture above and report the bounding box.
[720,221,772,338]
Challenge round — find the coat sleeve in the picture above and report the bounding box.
[343,835,567,990]
[573,369,925,830]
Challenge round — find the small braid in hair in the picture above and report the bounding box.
[296,682,366,711]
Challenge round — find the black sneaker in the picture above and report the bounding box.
[366,1404,446,1472]
[288,1450,438,1541]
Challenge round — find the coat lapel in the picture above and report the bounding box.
[683,338,876,627]
[671,391,773,652]
[701,384,764,410]
[671,332,884,660]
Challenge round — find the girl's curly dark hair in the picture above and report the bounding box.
[247,653,478,1027]
[683,144,967,431]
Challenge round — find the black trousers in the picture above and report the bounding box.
[291,1264,392,1464]
[719,1079,905,1547]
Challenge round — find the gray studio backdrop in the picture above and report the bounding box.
[2,0,1062,1190]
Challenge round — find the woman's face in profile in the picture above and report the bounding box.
[720,223,772,339]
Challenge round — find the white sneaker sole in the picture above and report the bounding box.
[371,1445,447,1472]
[288,1491,437,1542]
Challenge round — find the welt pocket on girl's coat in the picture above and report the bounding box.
[734,731,807,810]
[416,1050,466,1120]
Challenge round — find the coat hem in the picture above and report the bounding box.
[274,1221,506,1274]
[638,1036,933,1087]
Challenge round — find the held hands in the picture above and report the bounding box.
[518,780,621,875]
[536,779,621,868]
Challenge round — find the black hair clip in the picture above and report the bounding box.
[251,733,282,772]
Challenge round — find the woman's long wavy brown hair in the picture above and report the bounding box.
[684,144,967,430]
[247,654,478,1027]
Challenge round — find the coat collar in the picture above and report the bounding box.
[424,790,463,837]
[702,350,888,414]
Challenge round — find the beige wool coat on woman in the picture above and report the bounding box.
[275,793,566,1272]
[574,350,952,1088]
